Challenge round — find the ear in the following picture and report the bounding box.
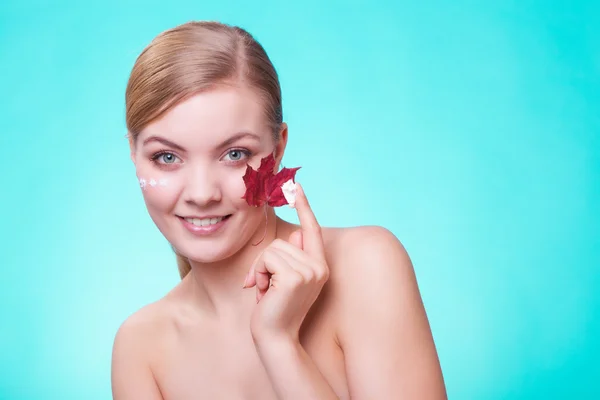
[273,122,288,169]
[127,132,137,165]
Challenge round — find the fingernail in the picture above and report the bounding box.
[242,273,250,288]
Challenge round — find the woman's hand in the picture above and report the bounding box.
[243,183,330,343]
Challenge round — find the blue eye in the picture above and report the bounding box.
[151,151,181,164]
[224,149,251,163]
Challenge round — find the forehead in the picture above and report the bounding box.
[139,85,270,147]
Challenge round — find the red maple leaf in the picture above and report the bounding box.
[242,153,301,207]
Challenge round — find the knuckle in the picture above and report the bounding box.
[288,271,304,287]
[316,265,330,282]
[262,249,276,264]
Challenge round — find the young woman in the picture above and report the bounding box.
[112,20,447,399]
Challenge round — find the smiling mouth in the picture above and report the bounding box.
[178,214,232,227]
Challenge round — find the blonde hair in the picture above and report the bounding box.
[125,21,283,279]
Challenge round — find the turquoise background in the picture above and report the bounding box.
[1,1,598,399]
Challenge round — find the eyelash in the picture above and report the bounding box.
[150,148,252,168]
[149,151,178,168]
[223,148,253,164]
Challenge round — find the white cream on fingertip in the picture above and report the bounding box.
[282,179,297,208]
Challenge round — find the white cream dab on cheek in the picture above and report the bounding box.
[139,177,169,190]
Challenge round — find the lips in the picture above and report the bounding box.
[178,214,232,236]
[182,215,231,227]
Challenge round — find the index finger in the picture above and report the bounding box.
[294,183,325,259]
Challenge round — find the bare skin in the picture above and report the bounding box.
[112,85,447,399]
[112,219,447,399]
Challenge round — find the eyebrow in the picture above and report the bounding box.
[142,131,261,152]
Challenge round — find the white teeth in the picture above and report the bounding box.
[185,216,224,227]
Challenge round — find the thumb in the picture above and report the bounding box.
[289,229,303,250]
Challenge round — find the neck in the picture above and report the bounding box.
[184,208,293,322]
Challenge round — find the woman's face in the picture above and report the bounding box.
[130,85,287,263]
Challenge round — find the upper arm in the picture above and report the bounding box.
[111,315,164,400]
[334,226,447,400]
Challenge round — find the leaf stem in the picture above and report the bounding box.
[252,204,269,246]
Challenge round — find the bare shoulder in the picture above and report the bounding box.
[321,224,423,327]
[111,295,181,399]
[321,225,413,279]
[320,224,419,322]
[320,225,447,399]
[113,299,170,354]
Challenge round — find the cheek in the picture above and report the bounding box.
[136,166,253,208]
[136,172,179,211]
[222,170,249,205]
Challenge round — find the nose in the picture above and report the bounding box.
[182,164,222,206]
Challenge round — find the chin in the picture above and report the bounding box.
[167,234,237,265]
[184,246,234,264]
